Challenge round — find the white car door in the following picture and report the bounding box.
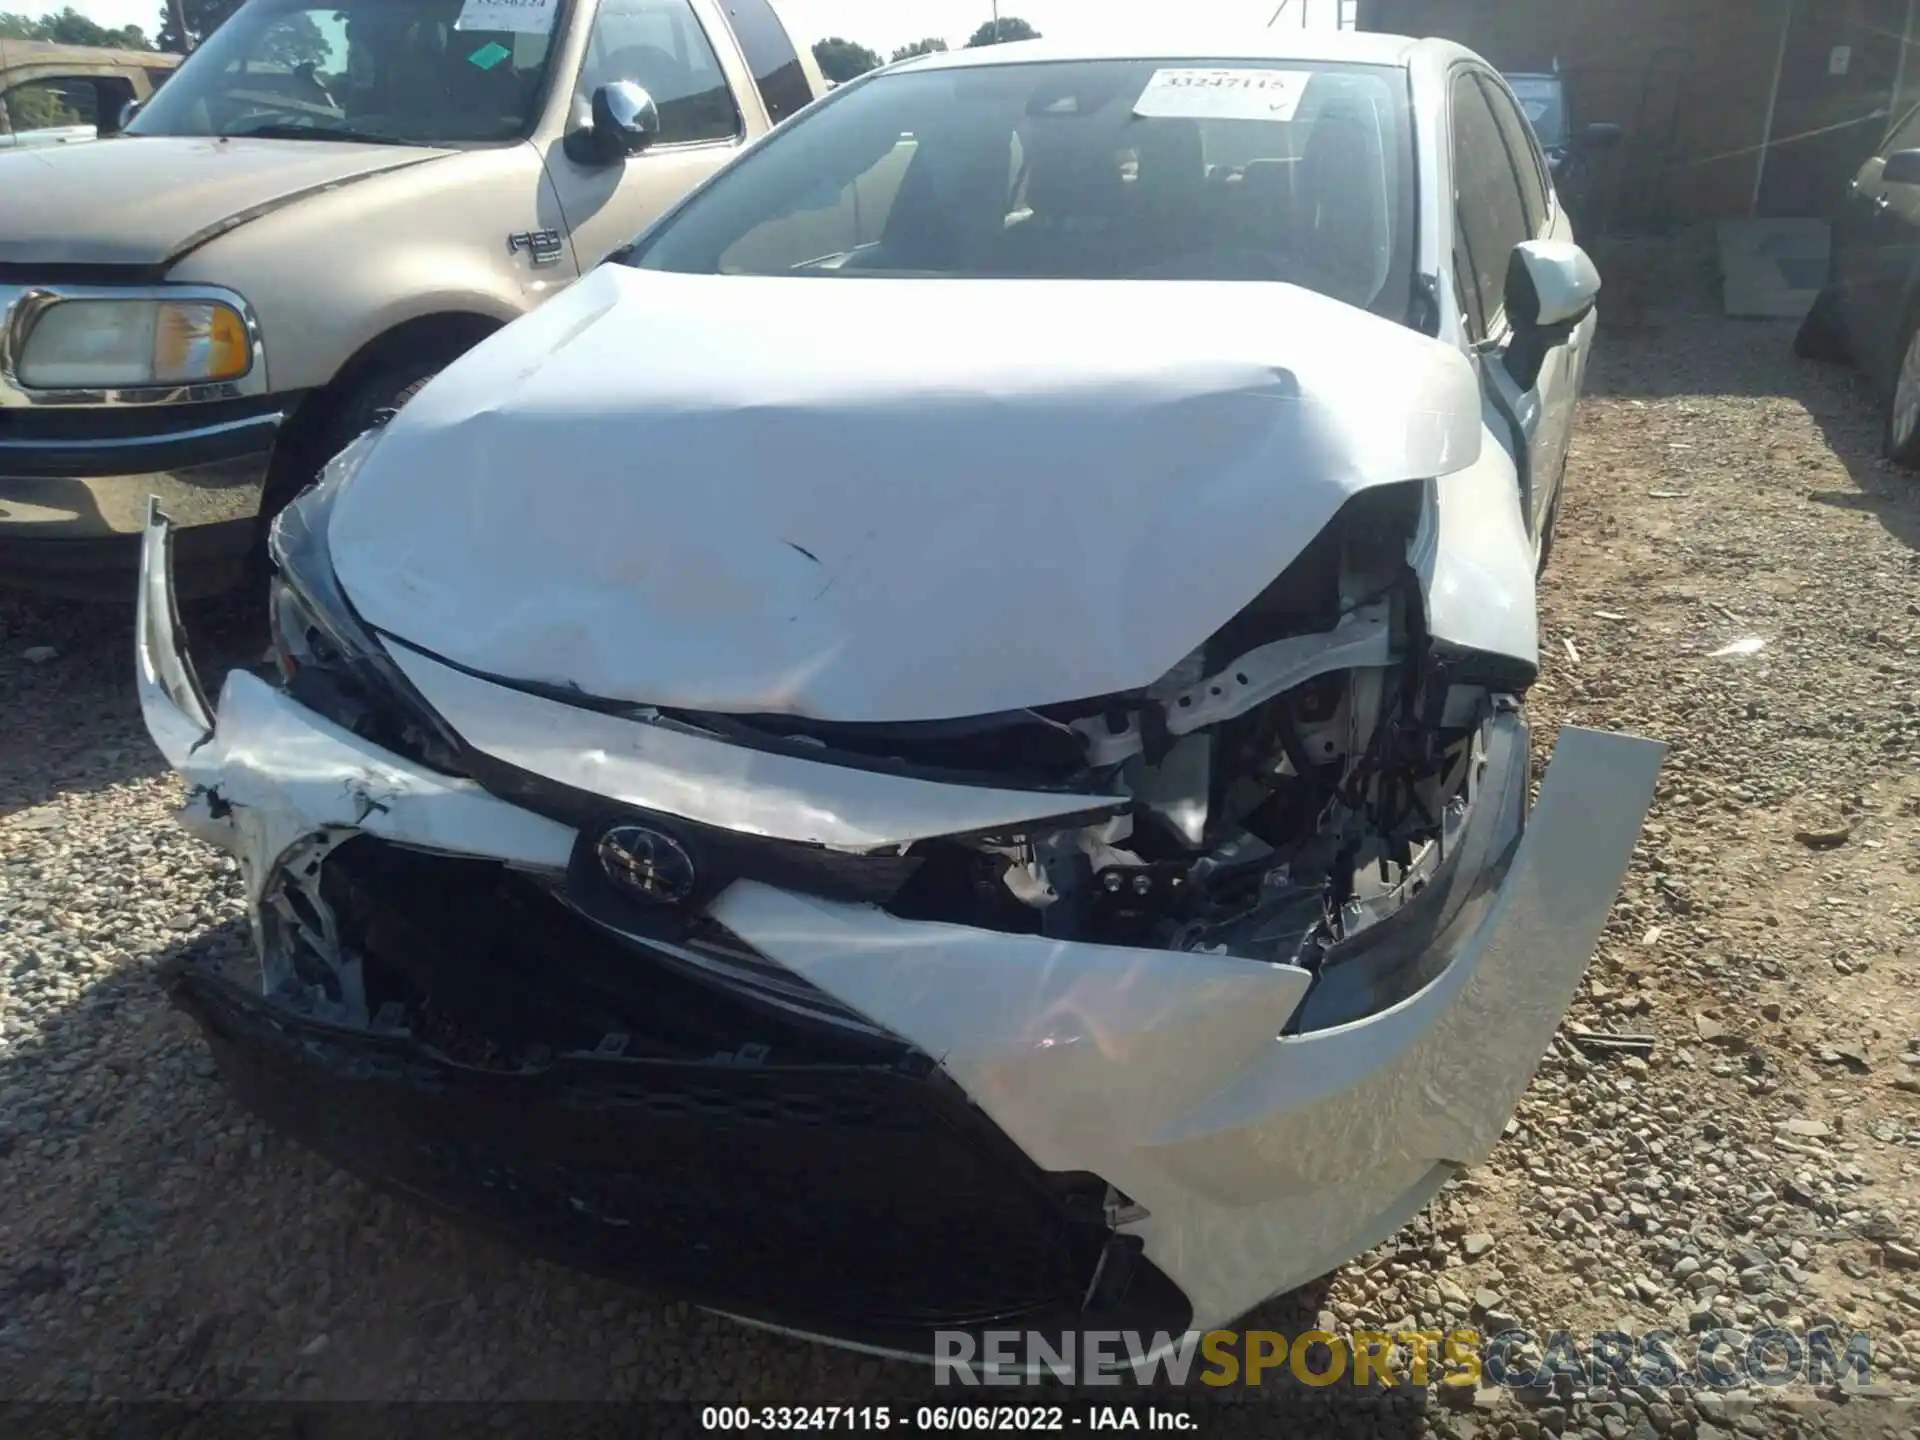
[1449,67,1588,548]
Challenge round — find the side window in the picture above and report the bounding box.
[95,74,136,128]
[0,77,99,136]
[718,0,814,126]
[1451,71,1532,340]
[1479,75,1551,234]
[716,133,920,272]
[578,0,741,146]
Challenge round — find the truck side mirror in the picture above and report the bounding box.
[566,81,660,166]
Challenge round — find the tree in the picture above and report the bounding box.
[257,12,327,67]
[0,6,150,48]
[811,36,879,84]
[889,37,946,63]
[965,16,1038,46]
[156,0,243,54]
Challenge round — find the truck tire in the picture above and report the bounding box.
[246,355,451,593]
[317,358,445,473]
[1885,320,1920,469]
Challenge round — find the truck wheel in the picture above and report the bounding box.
[1794,284,1851,363]
[318,358,446,471]
[1886,322,1920,468]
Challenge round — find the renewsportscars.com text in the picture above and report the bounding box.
[934,1327,1875,1390]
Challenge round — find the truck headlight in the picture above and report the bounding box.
[15,298,254,389]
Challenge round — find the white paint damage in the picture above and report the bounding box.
[323,264,1493,723]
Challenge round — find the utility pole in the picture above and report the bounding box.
[167,0,193,52]
[992,0,1002,42]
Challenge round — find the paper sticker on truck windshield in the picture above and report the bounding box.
[1132,68,1312,122]
[454,0,554,35]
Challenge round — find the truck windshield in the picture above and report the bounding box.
[625,58,1415,318]
[127,0,561,145]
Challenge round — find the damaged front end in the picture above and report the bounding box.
[138,449,1663,1349]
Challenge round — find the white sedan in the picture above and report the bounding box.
[137,28,1663,1360]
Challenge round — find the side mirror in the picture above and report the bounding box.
[106,98,141,136]
[1504,239,1601,389]
[1884,148,1920,186]
[566,81,659,166]
[1576,121,1624,151]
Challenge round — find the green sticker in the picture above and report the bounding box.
[468,41,511,70]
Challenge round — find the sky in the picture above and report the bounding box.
[33,0,1348,58]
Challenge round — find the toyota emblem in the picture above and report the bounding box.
[596,824,697,905]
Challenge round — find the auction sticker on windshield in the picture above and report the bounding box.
[454,0,555,34]
[1132,68,1312,122]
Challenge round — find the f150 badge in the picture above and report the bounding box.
[508,229,565,266]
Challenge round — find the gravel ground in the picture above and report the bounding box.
[4,236,1920,1436]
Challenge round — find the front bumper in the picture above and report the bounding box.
[137,508,1665,1347]
[0,400,284,598]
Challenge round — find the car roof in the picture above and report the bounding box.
[892,28,1431,74]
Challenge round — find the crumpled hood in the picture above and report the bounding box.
[0,135,446,268]
[328,265,1482,723]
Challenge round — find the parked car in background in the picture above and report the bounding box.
[139,29,1660,1359]
[1502,70,1620,230]
[1797,98,1920,466]
[0,39,178,150]
[0,0,826,600]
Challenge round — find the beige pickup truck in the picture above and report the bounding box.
[0,39,179,151]
[0,0,825,598]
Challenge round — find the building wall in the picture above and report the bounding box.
[1357,0,1912,225]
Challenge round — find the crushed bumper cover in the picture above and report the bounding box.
[137,507,1664,1346]
[163,956,1187,1349]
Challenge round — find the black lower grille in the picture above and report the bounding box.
[163,837,1193,1348]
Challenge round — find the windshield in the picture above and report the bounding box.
[1505,76,1567,150]
[127,0,562,144]
[626,58,1415,316]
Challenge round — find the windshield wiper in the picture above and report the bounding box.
[229,123,412,146]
